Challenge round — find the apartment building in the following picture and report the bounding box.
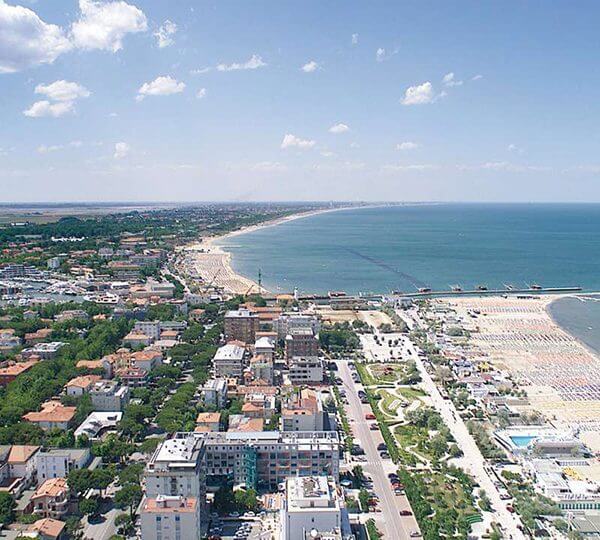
[213,342,246,379]
[31,478,70,520]
[281,389,327,432]
[224,309,259,343]
[275,314,321,341]
[200,378,228,409]
[281,476,352,540]
[145,435,206,500]
[288,357,325,384]
[89,380,130,411]
[36,448,91,483]
[285,329,319,361]
[140,495,200,540]
[202,431,339,489]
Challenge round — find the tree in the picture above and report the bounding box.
[114,484,142,519]
[92,467,115,496]
[213,486,235,514]
[118,463,145,486]
[234,489,259,513]
[80,498,99,516]
[68,469,94,495]
[358,488,370,512]
[0,492,15,524]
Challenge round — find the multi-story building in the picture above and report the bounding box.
[21,342,66,360]
[65,375,101,397]
[36,448,91,483]
[285,329,319,361]
[281,476,352,540]
[288,357,325,384]
[202,431,339,489]
[224,309,259,343]
[275,314,321,341]
[31,478,70,519]
[145,435,206,499]
[23,401,77,431]
[0,445,40,496]
[89,380,130,411]
[254,336,275,361]
[281,389,327,432]
[140,495,200,540]
[200,378,228,409]
[213,342,246,380]
[249,356,274,385]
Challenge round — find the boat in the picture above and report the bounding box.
[418,287,432,293]
[477,285,488,291]
[451,285,462,292]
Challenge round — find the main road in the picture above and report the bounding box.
[336,360,420,540]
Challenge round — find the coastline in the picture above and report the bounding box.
[184,205,365,295]
[441,294,600,443]
[546,293,600,359]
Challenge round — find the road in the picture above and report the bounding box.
[412,352,526,539]
[337,360,420,540]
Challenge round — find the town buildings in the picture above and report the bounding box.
[224,309,259,343]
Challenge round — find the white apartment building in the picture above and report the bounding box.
[133,321,162,341]
[201,431,339,489]
[89,380,130,411]
[213,342,246,379]
[145,434,206,499]
[140,495,200,540]
[281,476,351,540]
[36,448,90,483]
[275,314,321,340]
[200,378,228,409]
[288,356,325,384]
[281,389,327,432]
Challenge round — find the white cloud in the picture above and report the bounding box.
[280,134,315,150]
[37,140,83,153]
[301,60,319,73]
[196,88,206,99]
[396,141,419,151]
[320,151,336,158]
[382,164,437,172]
[351,33,358,45]
[376,47,385,62]
[35,80,90,101]
[472,74,483,81]
[136,75,185,100]
[507,143,524,154]
[329,123,350,134]
[154,19,176,48]
[113,141,130,159]
[190,67,211,75]
[217,54,266,72]
[71,0,147,52]
[0,0,72,73]
[443,72,463,87]
[251,161,287,172]
[23,100,74,117]
[401,82,434,105]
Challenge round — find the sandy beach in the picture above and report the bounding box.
[439,295,600,446]
[183,207,353,295]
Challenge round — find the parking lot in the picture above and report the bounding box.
[208,518,267,540]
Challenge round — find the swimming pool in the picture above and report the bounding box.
[510,435,536,448]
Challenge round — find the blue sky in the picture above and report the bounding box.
[1,0,599,202]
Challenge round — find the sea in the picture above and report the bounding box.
[217,203,600,352]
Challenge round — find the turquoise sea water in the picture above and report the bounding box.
[548,295,600,356]
[218,203,600,296]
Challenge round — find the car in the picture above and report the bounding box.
[340,479,353,488]
[394,489,404,495]
[243,511,255,517]
[399,510,412,516]
[380,451,390,459]
[365,413,376,420]
[409,531,422,538]
[369,423,379,430]
[388,473,399,480]
[377,443,387,451]
[229,511,240,518]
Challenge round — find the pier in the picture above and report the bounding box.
[393,286,582,299]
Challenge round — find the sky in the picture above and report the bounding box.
[1,0,600,203]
